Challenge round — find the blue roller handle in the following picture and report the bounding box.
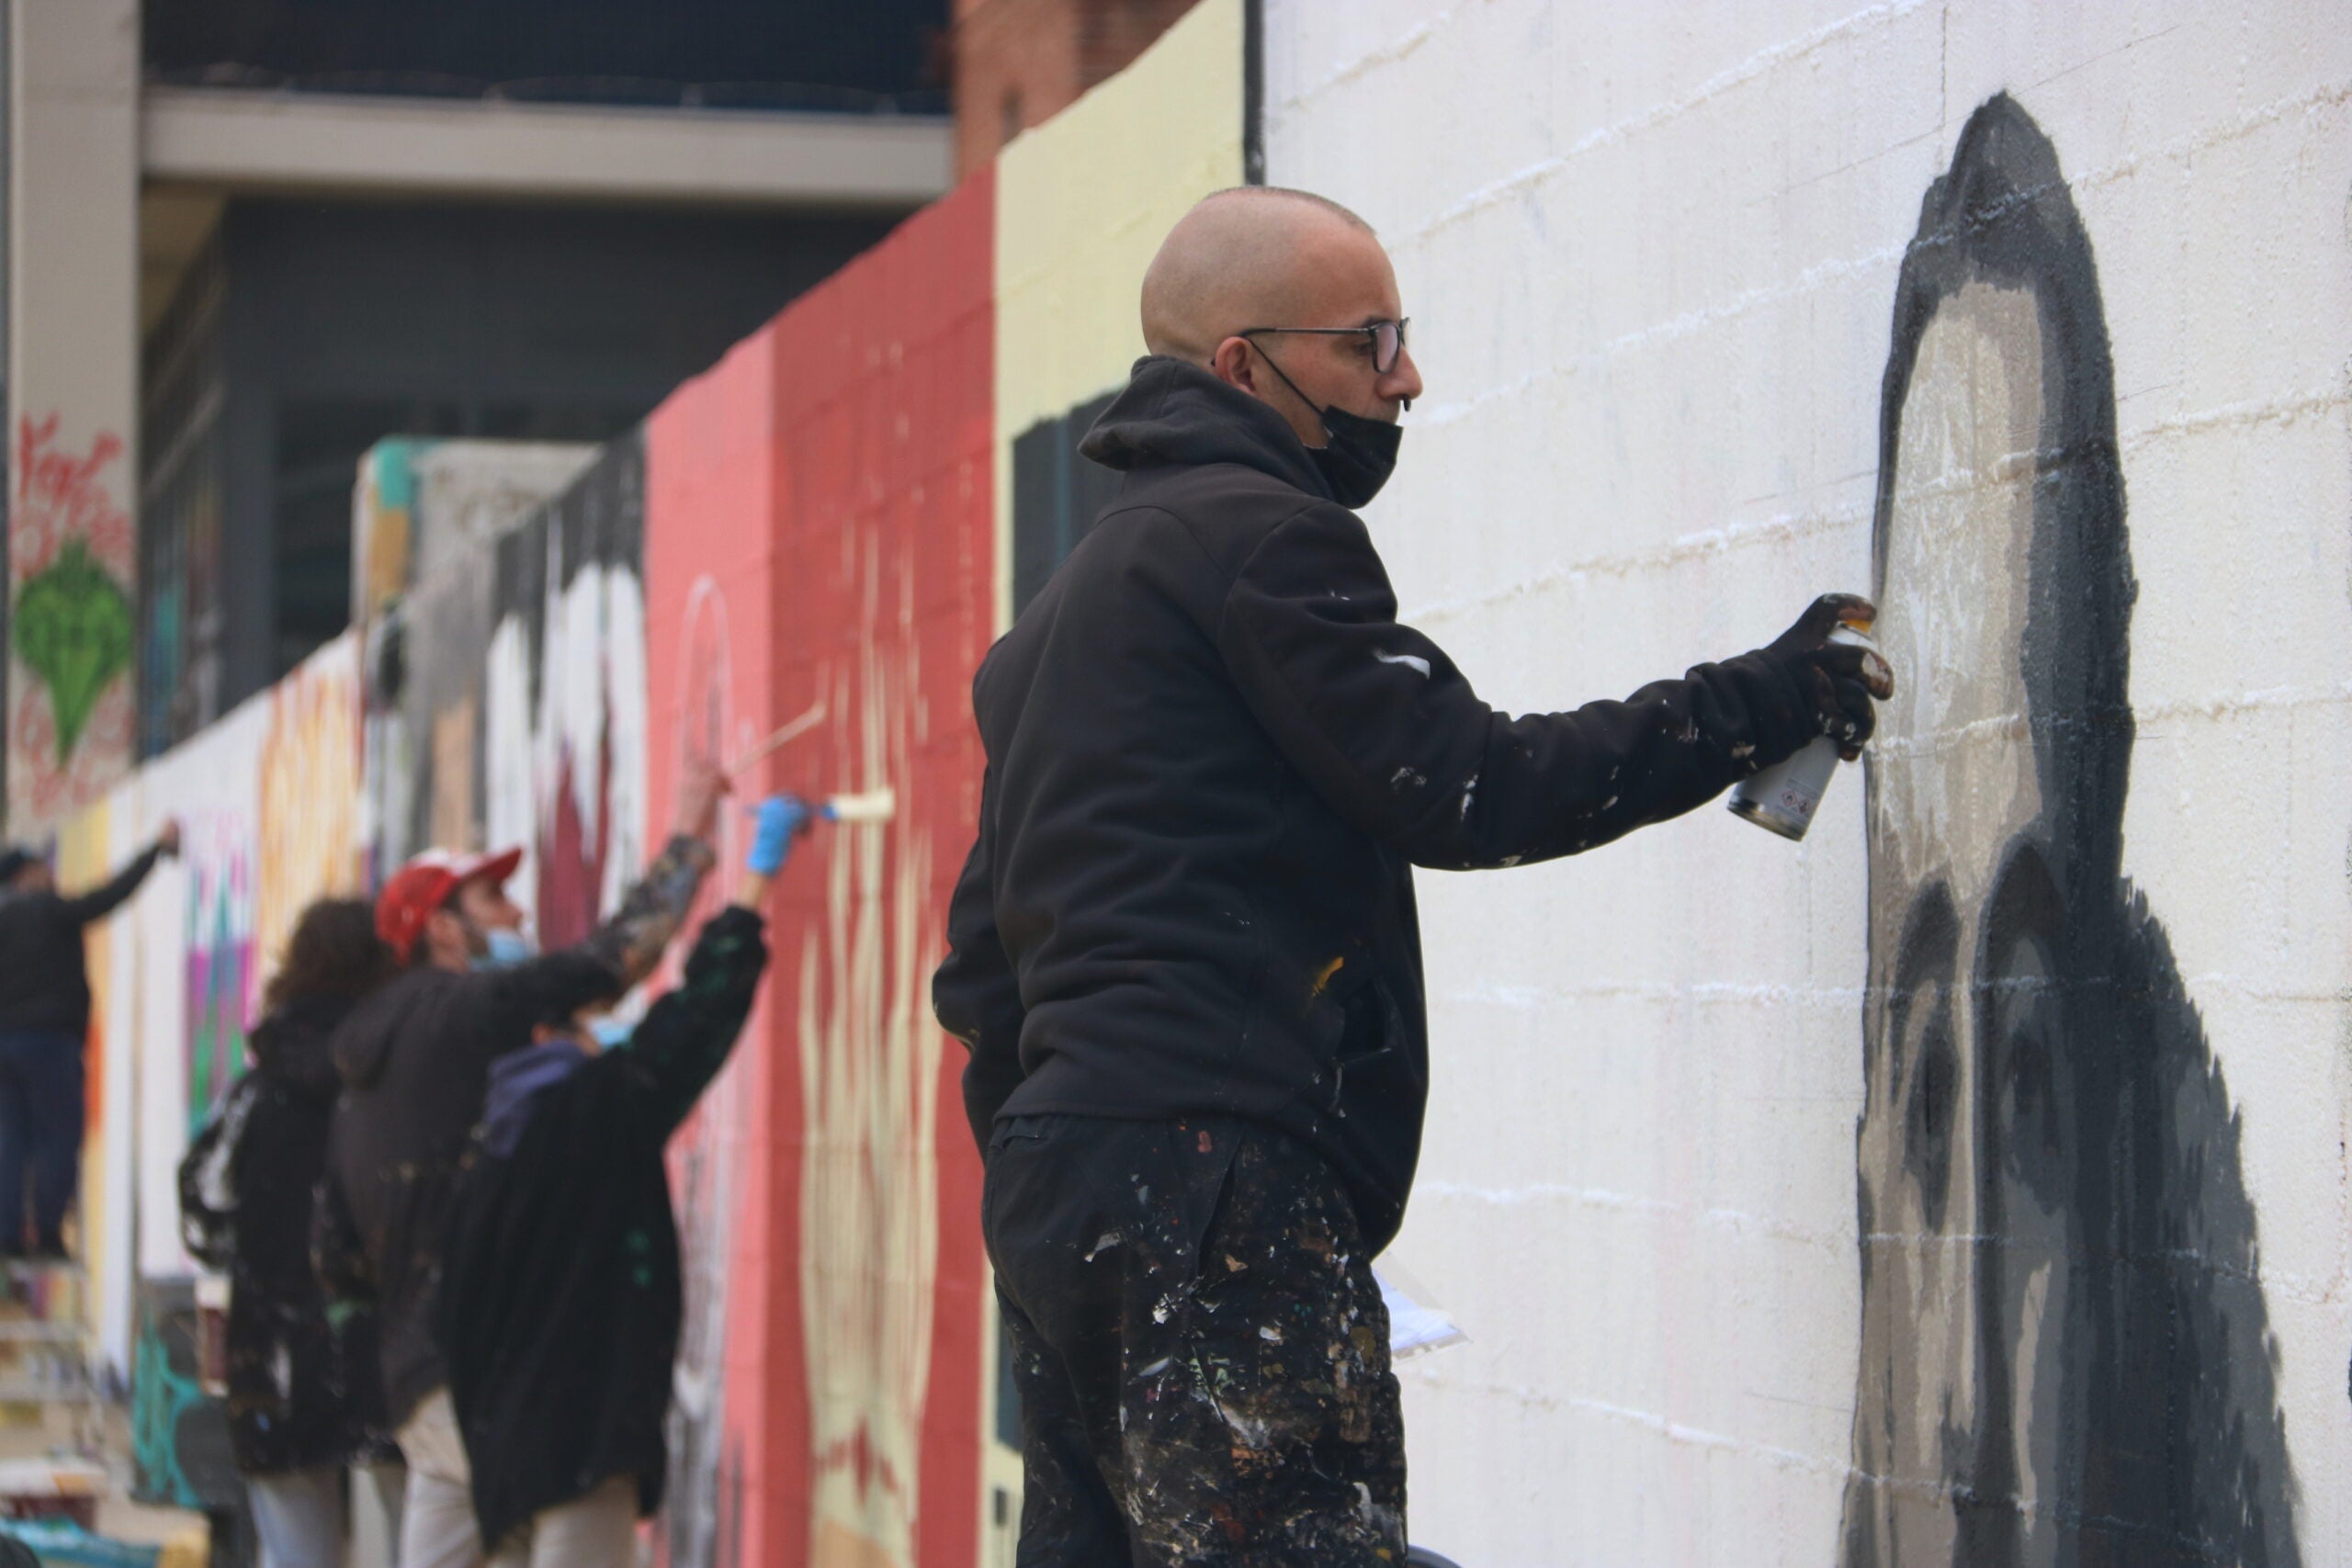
[746,795,812,875]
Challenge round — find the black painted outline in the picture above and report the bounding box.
[1842,93,2301,1568]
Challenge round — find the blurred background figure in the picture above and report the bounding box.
[436,794,809,1568]
[315,758,726,1568]
[179,898,407,1568]
[0,819,178,1260]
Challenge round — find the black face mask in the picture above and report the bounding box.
[1252,348,1405,509]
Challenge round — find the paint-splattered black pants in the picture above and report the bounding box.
[983,1112,1407,1566]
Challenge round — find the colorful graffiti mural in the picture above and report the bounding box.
[647,303,780,1560]
[8,413,138,830]
[356,439,597,876]
[49,3,2352,1561]
[660,571,752,1568]
[54,3,1239,1555]
[257,637,365,986]
[482,434,650,950]
[180,831,253,1141]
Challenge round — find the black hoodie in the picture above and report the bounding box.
[314,827,714,1430]
[180,993,395,1473]
[0,845,163,1036]
[934,356,1827,1251]
[436,907,768,1548]
[314,948,623,1428]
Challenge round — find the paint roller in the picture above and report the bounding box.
[728,701,828,775]
[724,701,896,824]
[819,787,896,823]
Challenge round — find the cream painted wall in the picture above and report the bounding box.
[979,11,1244,1555]
[1265,2,2352,1562]
[992,0,1244,632]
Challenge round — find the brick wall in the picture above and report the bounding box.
[951,0,1205,175]
[1264,2,2352,1562]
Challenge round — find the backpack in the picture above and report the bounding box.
[176,1072,264,1270]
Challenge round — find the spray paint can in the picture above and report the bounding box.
[1726,620,1877,842]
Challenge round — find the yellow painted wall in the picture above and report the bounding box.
[978,5,1244,1551]
[991,0,1245,631]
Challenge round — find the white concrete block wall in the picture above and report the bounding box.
[1264,2,2352,1562]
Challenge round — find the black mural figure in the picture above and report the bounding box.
[1838,96,2301,1567]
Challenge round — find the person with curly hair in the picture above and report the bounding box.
[181,897,405,1568]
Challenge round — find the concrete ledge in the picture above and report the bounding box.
[140,86,953,209]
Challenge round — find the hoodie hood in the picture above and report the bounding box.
[251,993,361,1101]
[332,966,447,1091]
[481,1039,589,1158]
[1079,356,1333,502]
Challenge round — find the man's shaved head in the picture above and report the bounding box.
[1141,187,1377,362]
[1139,186,1421,450]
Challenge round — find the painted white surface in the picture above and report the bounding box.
[126,698,271,1283]
[1264,2,2352,1561]
[141,86,953,210]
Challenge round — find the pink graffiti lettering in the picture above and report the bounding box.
[12,413,132,579]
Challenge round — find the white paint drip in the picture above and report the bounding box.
[1376,649,1432,678]
[1416,1179,1847,1251]
[798,539,939,1568]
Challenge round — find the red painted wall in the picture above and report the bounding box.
[647,315,787,1564]
[646,167,996,1568]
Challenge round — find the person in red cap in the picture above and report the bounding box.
[316,757,726,1568]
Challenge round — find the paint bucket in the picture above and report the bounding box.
[1726,620,1877,841]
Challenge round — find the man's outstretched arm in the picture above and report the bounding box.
[62,818,178,925]
[1212,503,1891,872]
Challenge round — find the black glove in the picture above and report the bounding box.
[1759,593,1894,760]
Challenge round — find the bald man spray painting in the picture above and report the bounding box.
[1838,96,2301,1567]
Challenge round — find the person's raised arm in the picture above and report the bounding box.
[62,818,178,925]
[582,752,727,987]
[486,754,729,1041]
[1212,503,1891,871]
[625,795,801,1135]
[933,761,1025,1152]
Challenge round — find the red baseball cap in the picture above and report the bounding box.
[376,846,524,963]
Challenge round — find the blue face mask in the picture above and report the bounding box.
[588,1016,632,1052]
[472,926,537,971]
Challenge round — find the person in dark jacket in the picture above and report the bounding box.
[933,186,1896,1565]
[434,795,806,1568]
[0,819,176,1258]
[316,757,726,1568]
[180,897,405,1568]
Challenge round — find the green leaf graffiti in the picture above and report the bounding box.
[12,535,132,761]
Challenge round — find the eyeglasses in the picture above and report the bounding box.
[1240,319,1410,375]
